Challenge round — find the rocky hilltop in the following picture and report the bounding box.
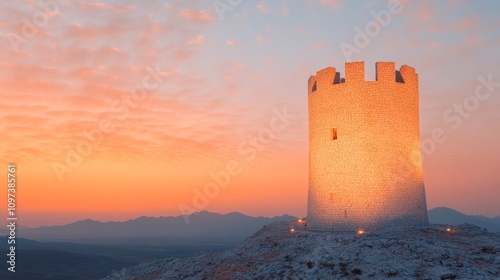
[104,220,499,280]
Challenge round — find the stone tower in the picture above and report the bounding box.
[307,61,429,232]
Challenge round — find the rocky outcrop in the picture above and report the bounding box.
[103,221,500,279]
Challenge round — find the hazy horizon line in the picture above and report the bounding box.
[4,206,500,229]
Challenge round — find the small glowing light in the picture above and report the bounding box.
[446,228,452,233]
[290,228,296,233]
[298,219,303,223]
[357,230,365,235]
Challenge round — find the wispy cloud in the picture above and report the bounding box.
[319,0,341,11]
[179,9,213,22]
[189,35,204,45]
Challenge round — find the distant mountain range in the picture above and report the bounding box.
[1,207,497,242]
[16,211,296,241]
[428,207,500,232]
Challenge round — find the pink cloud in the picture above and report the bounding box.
[425,14,477,36]
[426,42,441,52]
[419,3,433,21]
[458,17,477,32]
[179,9,213,22]
[319,0,341,11]
[278,0,289,15]
[257,0,269,13]
[65,22,127,42]
[308,40,326,49]
[256,34,266,42]
[189,35,204,45]
[171,49,194,62]
[78,1,135,14]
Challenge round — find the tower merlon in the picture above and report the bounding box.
[316,67,336,91]
[345,61,365,82]
[308,75,317,93]
[400,64,418,84]
[309,67,339,93]
[376,62,396,82]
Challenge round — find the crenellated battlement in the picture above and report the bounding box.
[308,61,418,94]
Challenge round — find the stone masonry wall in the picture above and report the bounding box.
[307,62,429,232]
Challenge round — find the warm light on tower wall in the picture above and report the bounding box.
[306,61,429,232]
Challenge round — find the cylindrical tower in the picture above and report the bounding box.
[307,61,429,232]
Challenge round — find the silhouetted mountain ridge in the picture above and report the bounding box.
[428,207,500,232]
[19,211,296,241]
[12,208,499,242]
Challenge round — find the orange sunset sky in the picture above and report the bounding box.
[0,0,499,227]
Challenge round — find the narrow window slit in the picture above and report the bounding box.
[331,128,337,140]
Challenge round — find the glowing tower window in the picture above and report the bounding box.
[331,128,338,140]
